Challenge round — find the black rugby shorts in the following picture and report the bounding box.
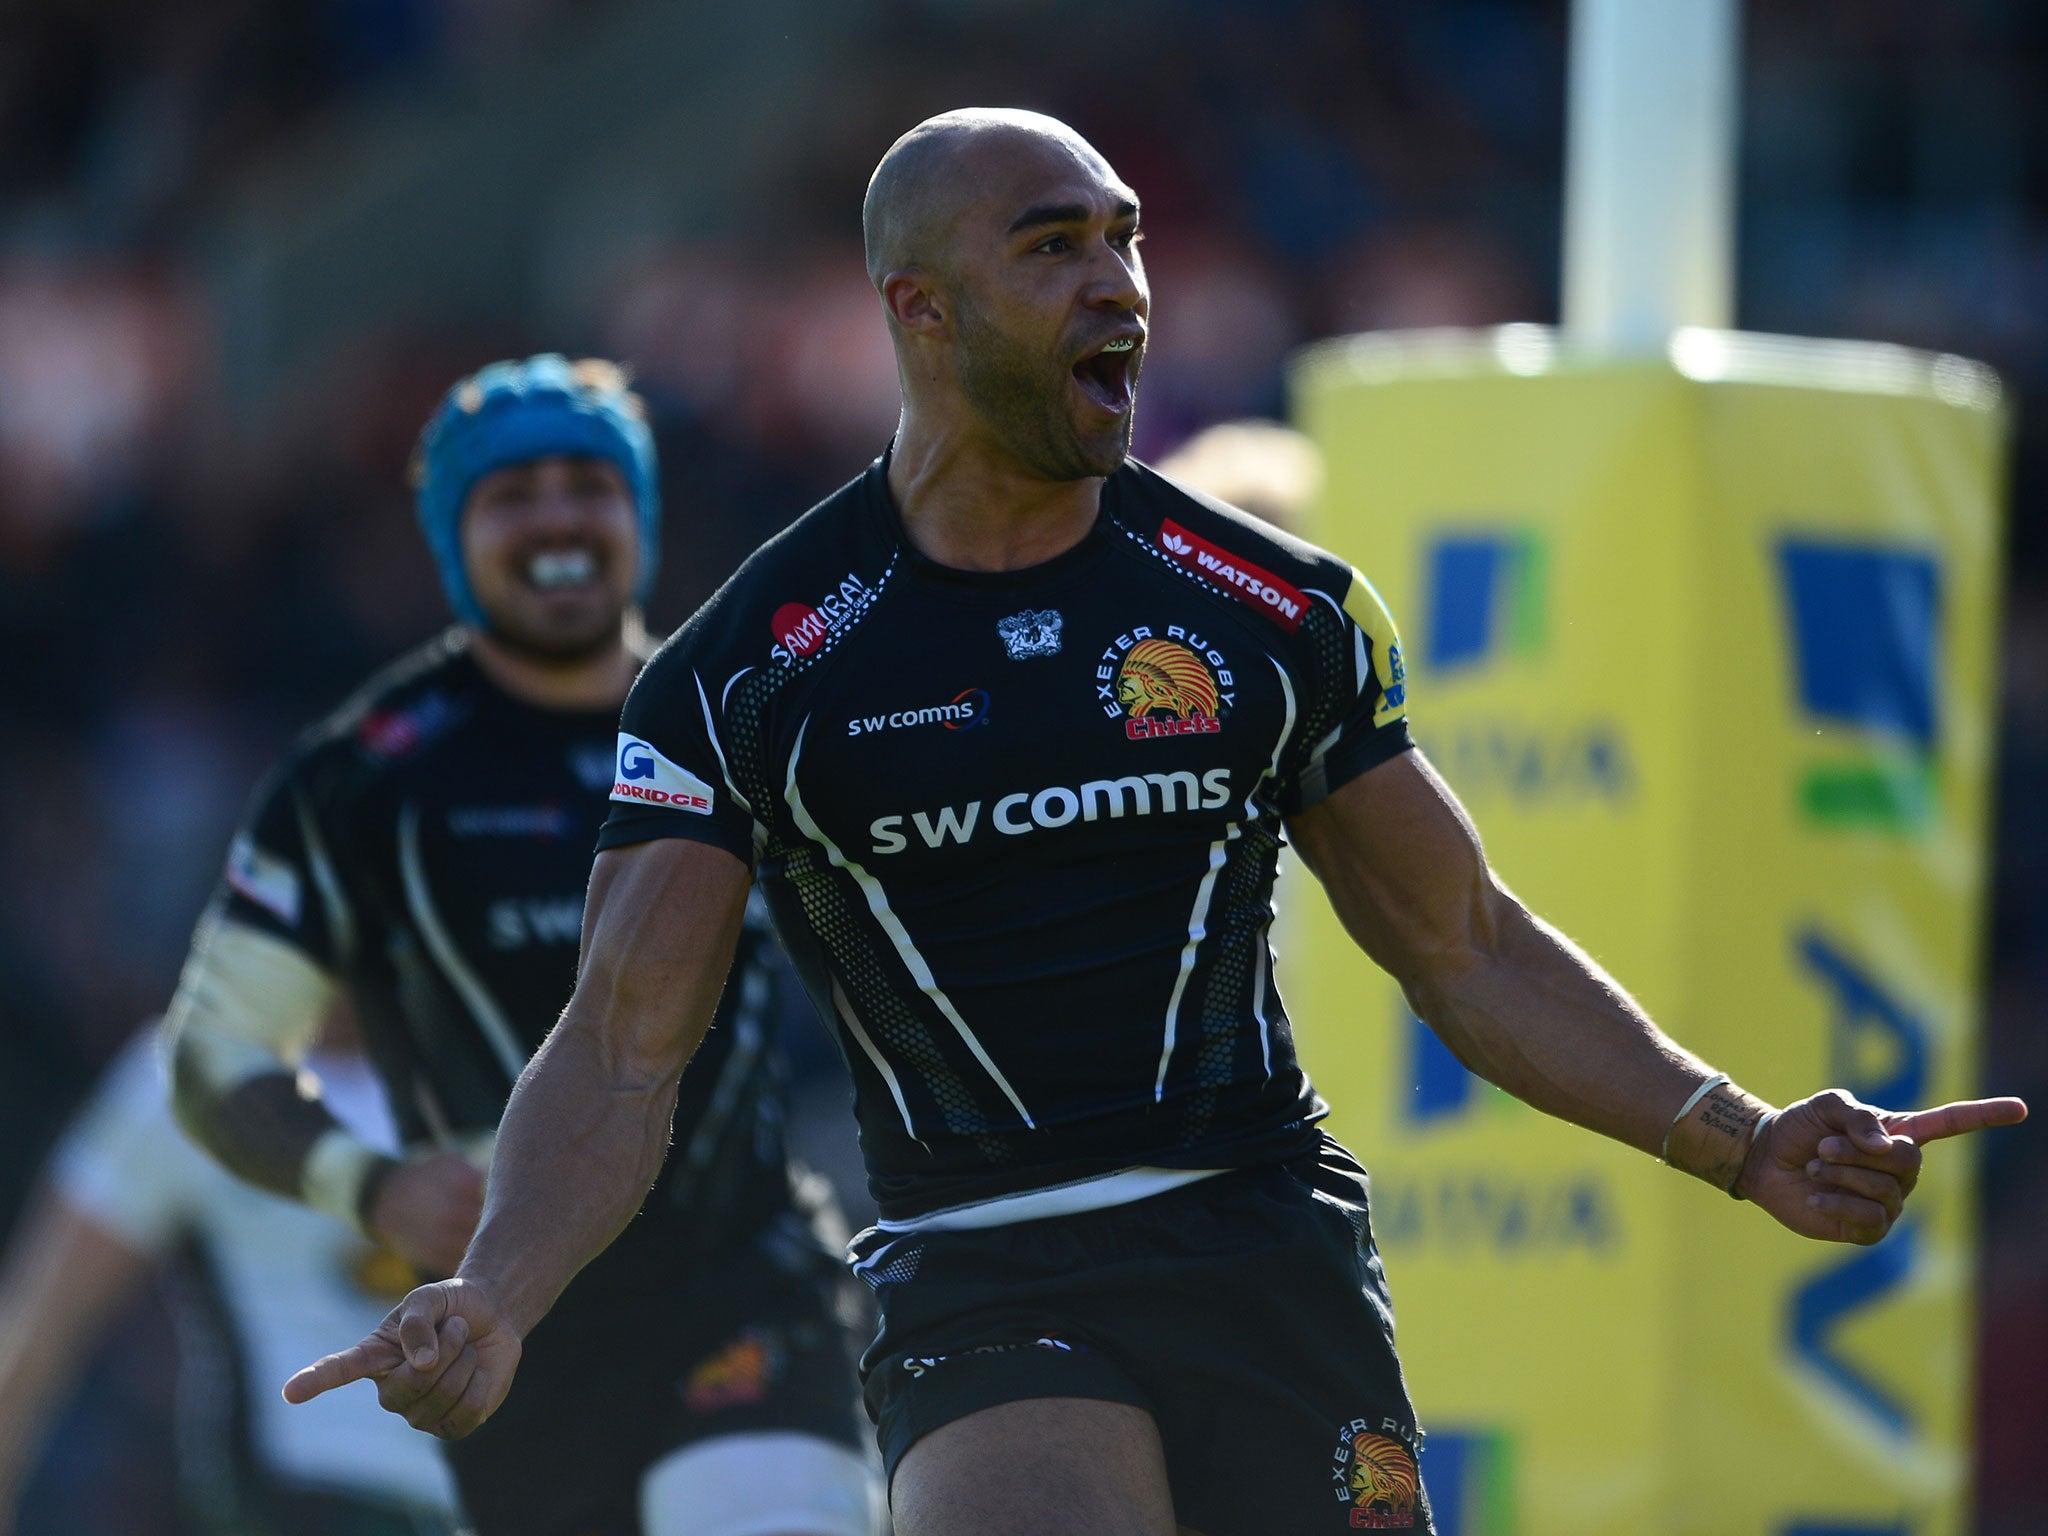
[854,1135,1435,1534]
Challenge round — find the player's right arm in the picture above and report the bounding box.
[166,766,481,1273]
[283,835,753,1438]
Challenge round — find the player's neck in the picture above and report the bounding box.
[888,417,1103,573]
[467,620,644,712]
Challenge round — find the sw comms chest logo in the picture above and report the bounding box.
[1330,1421,1420,1529]
[1097,625,1235,740]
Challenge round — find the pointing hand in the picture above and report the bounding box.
[283,1277,520,1439]
[1737,1091,2027,1244]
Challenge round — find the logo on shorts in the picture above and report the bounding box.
[682,1327,785,1413]
[1096,625,1236,739]
[997,608,1062,659]
[1330,1422,1420,1529]
[901,1334,1078,1379]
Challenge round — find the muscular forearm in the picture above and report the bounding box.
[1404,882,1721,1156]
[457,1003,698,1339]
[1290,754,1769,1190]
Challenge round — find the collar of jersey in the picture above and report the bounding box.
[865,449,1117,592]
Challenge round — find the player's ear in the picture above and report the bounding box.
[882,267,948,339]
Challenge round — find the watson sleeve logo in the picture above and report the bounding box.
[611,734,716,815]
[1156,519,1308,631]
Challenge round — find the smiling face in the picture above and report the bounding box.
[459,454,638,661]
[874,115,1150,481]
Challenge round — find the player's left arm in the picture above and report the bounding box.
[1286,749,2026,1245]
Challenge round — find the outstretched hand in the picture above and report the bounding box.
[282,1277,520,1439]
[1738,1091,2028,1244]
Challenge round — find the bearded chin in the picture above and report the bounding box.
[477,610,626,667]
[955,304,1132,481]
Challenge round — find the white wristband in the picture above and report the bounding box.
[301,1128,387,1235]
[1660,1072,1730,1164]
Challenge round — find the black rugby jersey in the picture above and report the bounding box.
[599,455,1412,1222]
[208,632,798,1291]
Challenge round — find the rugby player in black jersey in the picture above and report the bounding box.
[165,356,879,1536]
[287,115,2026,1536]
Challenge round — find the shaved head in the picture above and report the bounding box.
[863,107,1148,481]
[863,109,1122,291]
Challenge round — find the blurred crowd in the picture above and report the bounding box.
[1,0,2044,1531]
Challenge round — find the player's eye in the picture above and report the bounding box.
[1112,226,1143,250]
[1033,234,1072,255]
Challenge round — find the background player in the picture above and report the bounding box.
[164,355,879,1536]
[287,116,2025,1534]
[0,1015,460,1536]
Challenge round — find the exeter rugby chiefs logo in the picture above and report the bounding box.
[1329,1424,1420,1529]
[1114,637,1221,741]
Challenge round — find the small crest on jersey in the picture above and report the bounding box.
[997,608,1062,659]
[1095,624,1236,735]
[611,734,715,815]
[358,692,463,760]
[1157,518,1308,632]
[1330,1421,1422,1528]
[225,833,302,926]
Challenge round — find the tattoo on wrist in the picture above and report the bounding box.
[1664,1079,1771,1195]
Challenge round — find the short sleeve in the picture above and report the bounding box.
[1277,566,1413,814]
[597,645,759,865]
[213,763,348,971]
[49,1029,207,1252]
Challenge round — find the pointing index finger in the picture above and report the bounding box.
[1884,1097,2029,1145]
[282,1335,402,1404]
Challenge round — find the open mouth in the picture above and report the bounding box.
[526,548,598,592]
[1072,335,1140,417]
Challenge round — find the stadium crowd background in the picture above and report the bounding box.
[0,0,2041,1530]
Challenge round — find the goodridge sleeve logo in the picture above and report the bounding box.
[611,733,716,815]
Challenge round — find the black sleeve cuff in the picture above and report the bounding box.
[595,810,757,868]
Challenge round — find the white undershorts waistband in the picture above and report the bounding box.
[871,1164,1231,1234]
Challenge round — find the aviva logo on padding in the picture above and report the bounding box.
[1423,530,1549,671]
[1777,539,1942,835]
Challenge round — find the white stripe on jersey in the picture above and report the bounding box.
[830,978,926,1149]
[1155,834,1230,1099]
[1255,653,1297,1077]
[398,801,528,1082]
[694,668,757,818]
[782,716,1037,1130]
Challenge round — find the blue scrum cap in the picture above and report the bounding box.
[411,354,660,627]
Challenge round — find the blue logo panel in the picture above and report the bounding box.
[1777,540,1940,749]
[1425,538,1505,671]
[1405,1008,1475,1123]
